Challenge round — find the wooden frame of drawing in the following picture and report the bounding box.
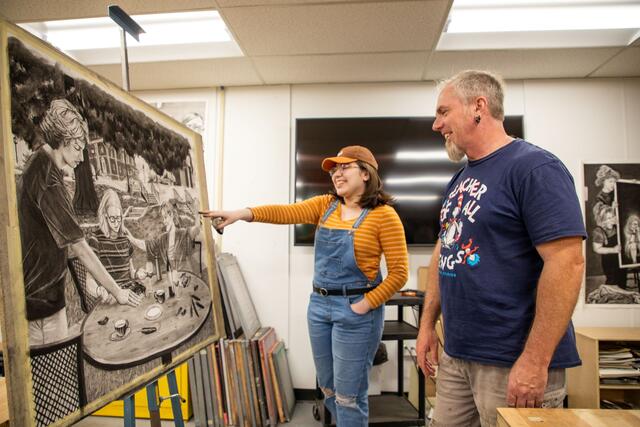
[0,19,225,426]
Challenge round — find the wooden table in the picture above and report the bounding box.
[497,408,640,427]
[0,377,8,427]
[82,271,211,368]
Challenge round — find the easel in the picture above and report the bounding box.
[107,6,187,427]
[122,369,185,427]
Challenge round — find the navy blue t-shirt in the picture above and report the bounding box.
[437,139,586,368]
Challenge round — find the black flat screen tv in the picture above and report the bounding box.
[294,116,524,246]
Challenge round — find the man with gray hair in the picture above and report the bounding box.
[19,98,142,346]
[416,70,586,426]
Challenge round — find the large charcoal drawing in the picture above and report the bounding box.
[0,21,224,427]
[583,162,640,305]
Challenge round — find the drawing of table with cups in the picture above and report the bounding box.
[82,268,211,368]
[82,203,210,369]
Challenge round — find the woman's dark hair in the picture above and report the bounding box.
[329,161,394,209]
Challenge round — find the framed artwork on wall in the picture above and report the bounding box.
[0,19,225,426]
[583,162,640,305]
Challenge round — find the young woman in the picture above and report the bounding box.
[86,189,147,301]
[201,145,408,427]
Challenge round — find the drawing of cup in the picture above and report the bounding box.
[114,319,129,337]
[154,289,166,304]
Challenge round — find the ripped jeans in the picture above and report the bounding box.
[307,292,384,427]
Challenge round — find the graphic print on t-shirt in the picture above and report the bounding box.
[438,176,487,276]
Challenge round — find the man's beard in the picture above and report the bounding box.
[445,139,465,162]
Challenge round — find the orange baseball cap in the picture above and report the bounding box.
[321,145,378,171]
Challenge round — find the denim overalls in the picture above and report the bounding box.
[307,200,385,427]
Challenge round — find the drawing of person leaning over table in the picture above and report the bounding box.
[19,99,142,346]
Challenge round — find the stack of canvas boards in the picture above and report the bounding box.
[216,253,261,340]
[188,252,296,425]
[189,330,296,426]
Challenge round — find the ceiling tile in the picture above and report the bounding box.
[89,57,263,90]
[423,48,622,80]
[591,47,640,77]
[220,1,450,56]
[253,52,428,84]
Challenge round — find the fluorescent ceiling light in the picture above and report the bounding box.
[295,181,330,189]
[393,194,442,202]
[396,150,449,161]
[447,0,640,33]
[19,10,243,64]
[386,176,452,185]
[438,28,640,50]
[439,0,640,50]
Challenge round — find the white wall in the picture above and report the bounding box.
[220,85,292,342]
[217,78,640,390]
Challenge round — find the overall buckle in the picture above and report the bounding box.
[318,287,329,296]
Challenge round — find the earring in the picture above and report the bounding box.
[474,115,481,125]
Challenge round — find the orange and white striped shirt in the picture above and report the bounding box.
[251,195,409,308]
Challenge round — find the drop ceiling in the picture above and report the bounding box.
[1,0,638,90]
